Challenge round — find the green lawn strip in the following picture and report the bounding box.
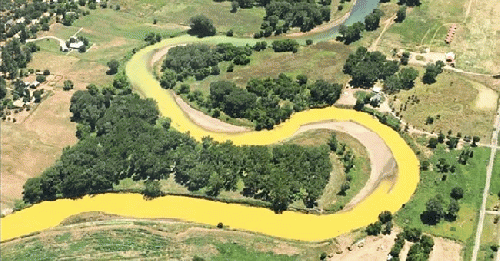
[395,145,490,259]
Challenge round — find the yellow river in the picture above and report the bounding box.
[0,35,419,242]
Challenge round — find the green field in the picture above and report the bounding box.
[477,215,500,261]
[395,145,490,259]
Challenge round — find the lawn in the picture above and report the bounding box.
[395,145,490,260]
[389,69,496,142]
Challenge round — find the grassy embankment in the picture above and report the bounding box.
[0,212,332,260]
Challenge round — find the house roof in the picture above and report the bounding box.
[69,41,84,49]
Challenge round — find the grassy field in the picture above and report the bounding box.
[0,212,333,260]
[395,145,489,260]
[477,215,500,261]
[285,129,370,212]
[115,0,265,36]
[389,70,496,142]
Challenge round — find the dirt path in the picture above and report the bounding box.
[369,14,397,52]
[288,122,396,210]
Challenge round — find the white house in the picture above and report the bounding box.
[69,41,84,49]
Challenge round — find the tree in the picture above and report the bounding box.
[160,69,177,89]
[403,227,422,242]
[328,133,338,152]
[364,9,383,31]
[22,177,43,204]
[107,59,119,75]
[399,67,419,89]
[450,187,464,200]
[422,61,445,84]
[338,22,365,44]
[447,198,460,220]
[472,136,480,146]
[378,211,392,223]
[189,15,216,37]
[383,75,402,94]
[423,195,445,224]
[143,180,162,198]
[0,77,6,100]
[366,221,382,235]
[396,6,407,22]
[231,1,238,13]
[63,80,74,91]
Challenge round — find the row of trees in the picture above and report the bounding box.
[23,81,334,212]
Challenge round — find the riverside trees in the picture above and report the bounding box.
[23,82,333,213]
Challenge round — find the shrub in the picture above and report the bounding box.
[43,69,50,75]
[143,180,162,198]
[217,222,224,228]
[450,187,464,200]
[306,39,313,45]
[36,75,46,83]
[366,221,382,235]
[63,80,74,91]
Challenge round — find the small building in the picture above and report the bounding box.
[69,41,84,49]
[446,52,456,67]
[445,24,457,44]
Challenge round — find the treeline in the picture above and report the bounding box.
[23,81,333,212]
[188,73,341,130]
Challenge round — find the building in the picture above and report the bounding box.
[445,24,457,44]
[69,41,84,49]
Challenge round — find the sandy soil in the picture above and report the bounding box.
[289,121,396,210]
[330,230,463,261]
[336,88,358,106]
[429,237,463,261]
[471,81,498,111]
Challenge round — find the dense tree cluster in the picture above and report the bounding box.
[201,74,341,130]
[144,32,162,45]
[161,43,253,85]
[389,228,433,261]
[0,39,36,79]
[366,211,393,236]
[23,80,334,212]
[271,39,299,52]
[336,9,384,44]
[421,192,462,225]
[343,47,400,88]
[383,67,419,94]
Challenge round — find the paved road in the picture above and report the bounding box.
[471,106,500,261]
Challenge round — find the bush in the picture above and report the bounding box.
[272,39,299,52]
[306,39,313,45]
[320,252,327,260]
[63,80,74,91]
[378,211,392,223]
[366,221,382,235]
[36,75,46,83]
[450,187,464,200]
[43,69,50,75]
[143,180,162,198]
[226,29,234,36]
[217,222,224,228]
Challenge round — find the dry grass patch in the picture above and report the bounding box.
[390,70,496,142]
